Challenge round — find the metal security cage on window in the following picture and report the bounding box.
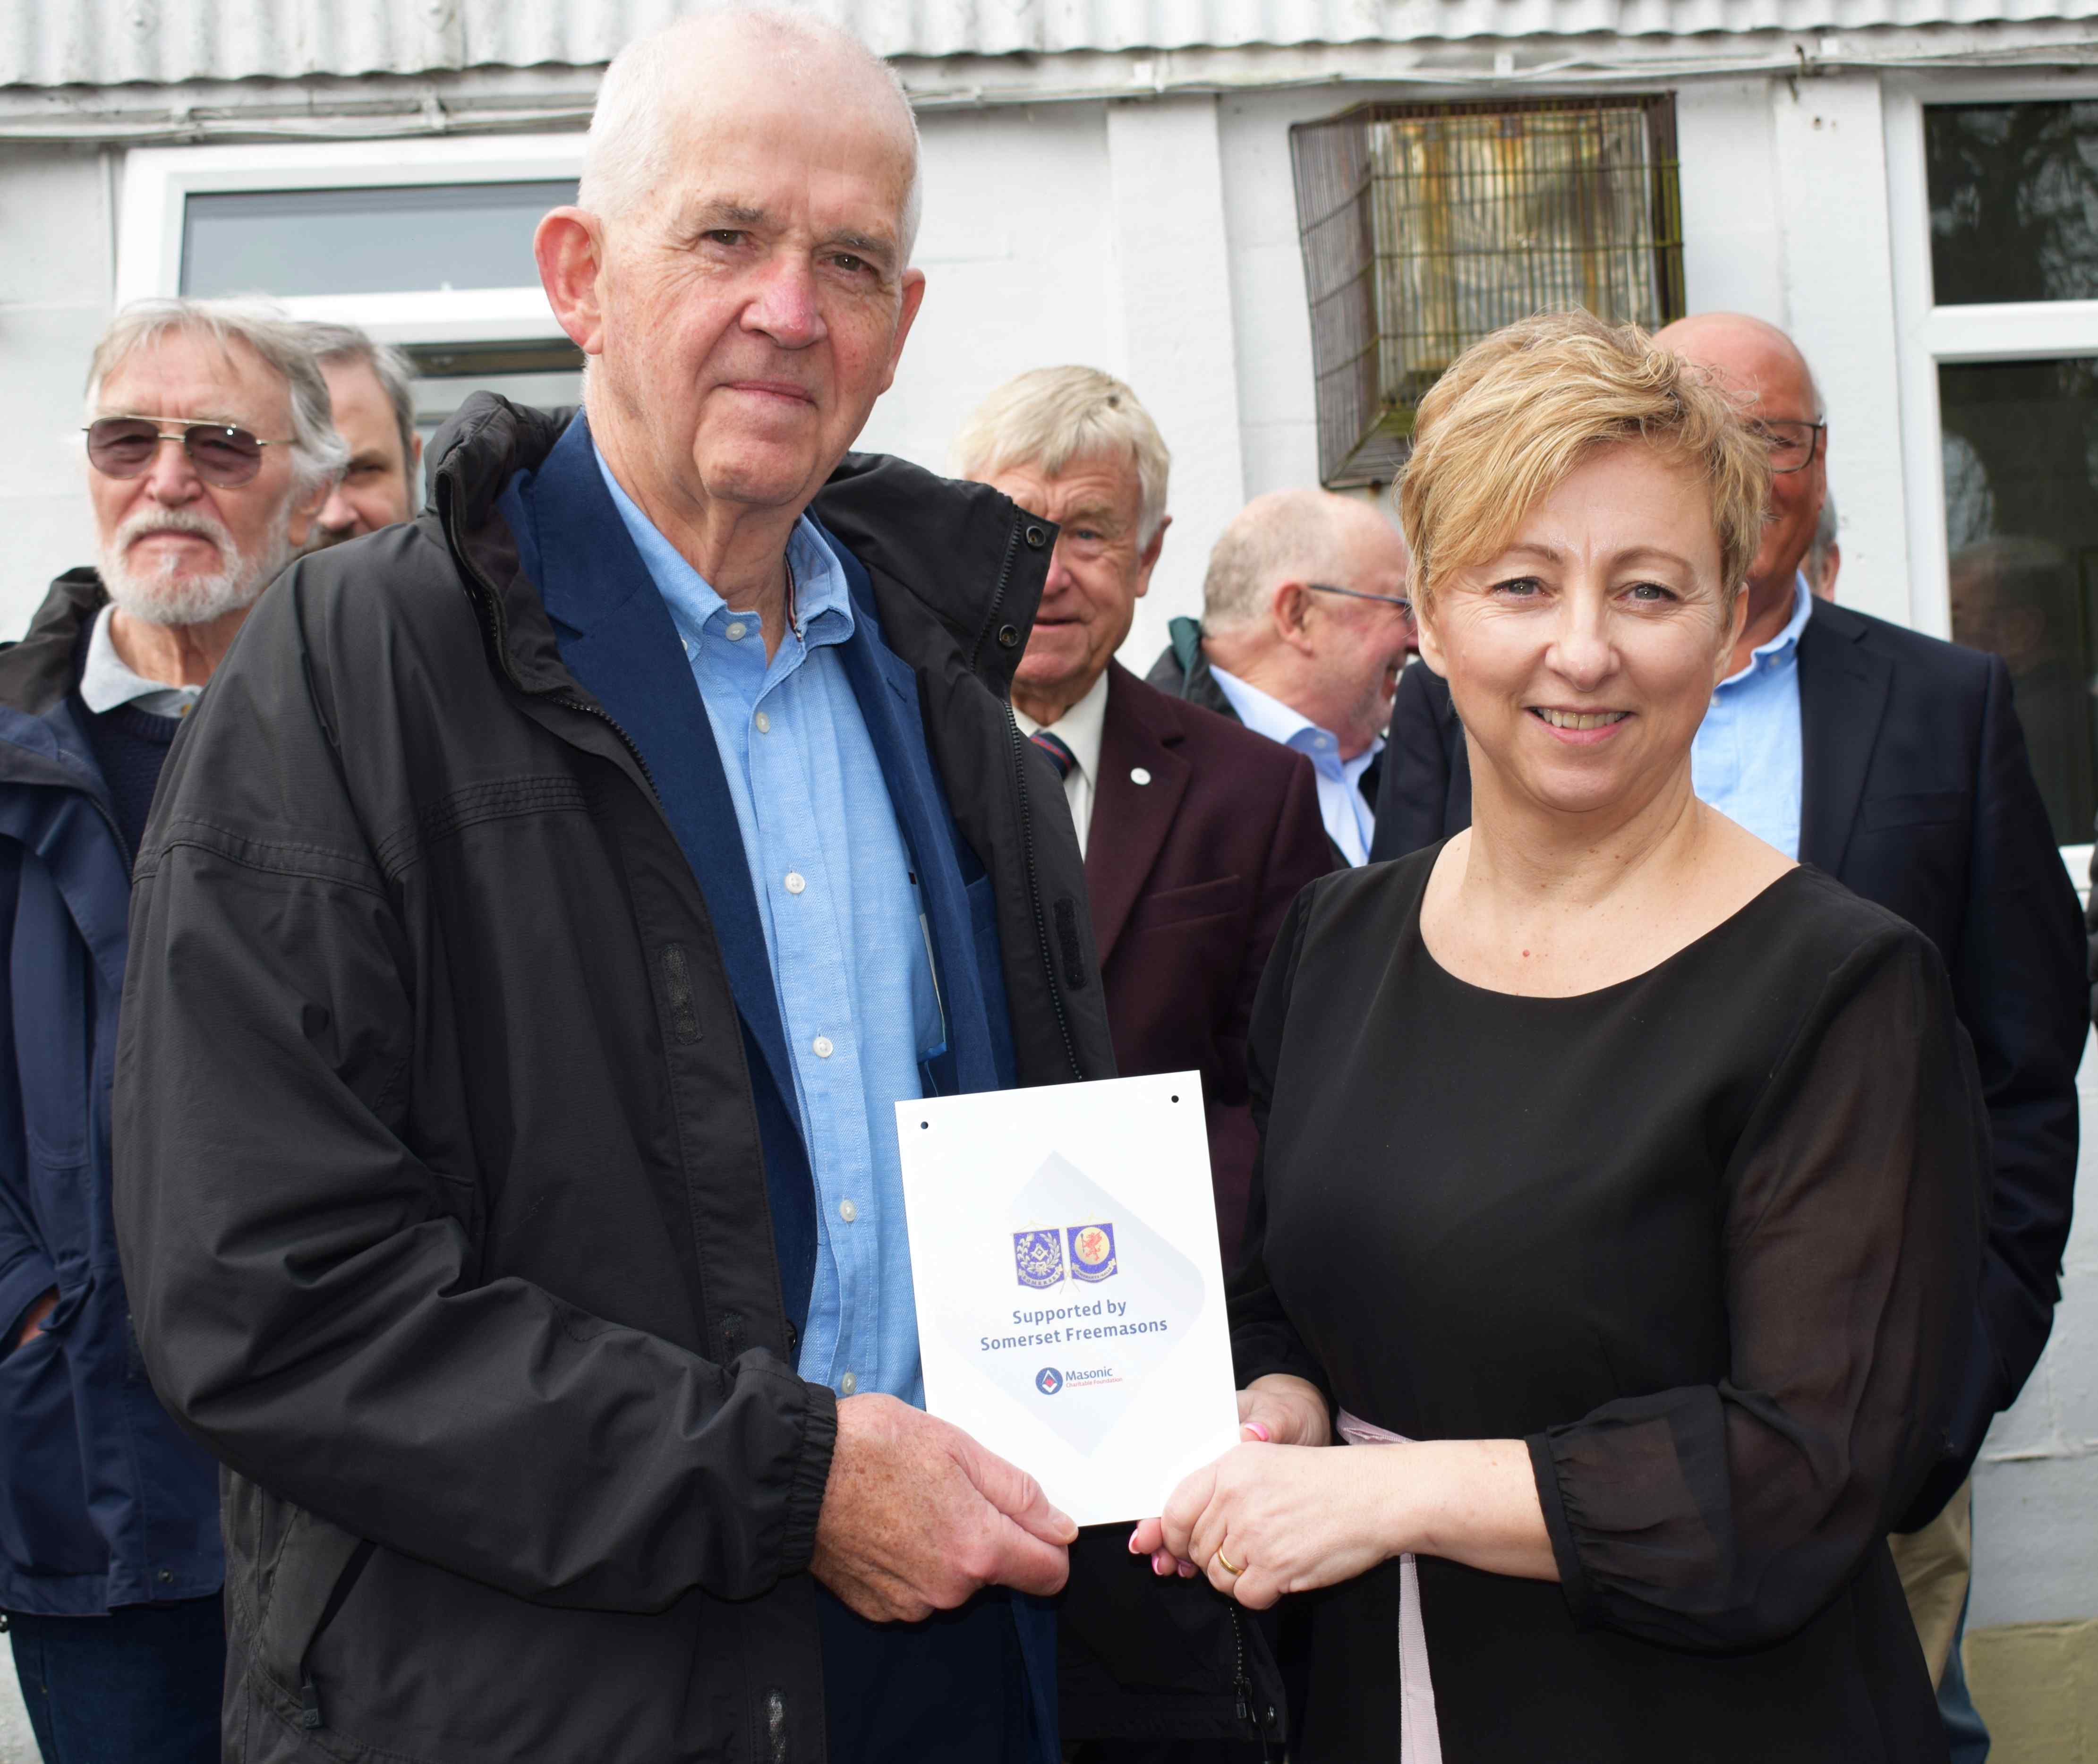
[1292,96,1686,488]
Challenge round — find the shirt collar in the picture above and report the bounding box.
[1012,667,1109,784]
[1207,662,1381,773]
[592,440,854,652]
[1719,572,1813,689]
[77,603,203,719]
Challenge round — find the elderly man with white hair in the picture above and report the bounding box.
[1149,489,1415,866]
[112,11,1112,1764]
[0,297,341,1763]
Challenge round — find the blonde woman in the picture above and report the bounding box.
[1133,313,1983,1762]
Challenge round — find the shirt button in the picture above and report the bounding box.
[840,1372,857,1396]
[754,711,772,734]
[725,621,747,641]
[813,1035,834,1058]
[785,870,807,895]
[839,1198,858,1223]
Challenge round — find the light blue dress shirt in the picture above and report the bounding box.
[1692,573,1813,859]
[1207,664,1382,864]
[596,448,940,1407]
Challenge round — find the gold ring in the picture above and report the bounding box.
[1213,1550,1243,1577]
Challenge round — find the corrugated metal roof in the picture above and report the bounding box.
[9,0,2098,90]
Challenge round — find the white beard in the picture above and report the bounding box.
[97,503,291,628]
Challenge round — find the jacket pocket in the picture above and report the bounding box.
[1124,874,1245,934]
[255,1502,374,1722]
[0,1325,105,1576]
[1861,789,1966,831]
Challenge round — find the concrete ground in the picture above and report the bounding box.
[0,1635,33,1763]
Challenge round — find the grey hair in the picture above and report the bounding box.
[953,366,1171,548]
[580,5,922,260]
[1203,488,1388,631]
[304,321,420,504]
[86,298,347,493]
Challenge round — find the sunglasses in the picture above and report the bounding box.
[84,416,294,488]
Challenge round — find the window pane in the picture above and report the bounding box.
[1940,357,2098,842]
[403,341,583,450]
[181,181,577,298]
[1290,97,1683,488]
[1927,102,2098,306]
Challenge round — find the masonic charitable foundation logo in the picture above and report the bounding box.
[1013,1223,1119,1289]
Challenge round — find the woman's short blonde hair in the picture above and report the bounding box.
[1396,310,1770,616]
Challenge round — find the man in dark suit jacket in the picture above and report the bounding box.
[1374,316,2083,1740]
[957,367,1330,1759]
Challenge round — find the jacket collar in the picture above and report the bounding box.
[0,571,119,804]
[1087,665,1193,963]
[1796,597,1892,874]
[427,393,1052,704]
[1160,615,1240,724]
[0,570,105,721]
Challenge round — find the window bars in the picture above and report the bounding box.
[1292,96,1686,488]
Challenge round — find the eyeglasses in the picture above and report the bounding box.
[84,417,293,488]
[1750,419,1826,475]
[1307,582,1415,621]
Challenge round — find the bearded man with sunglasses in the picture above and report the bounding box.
[0,298,341,1762]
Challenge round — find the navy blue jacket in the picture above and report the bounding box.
[0,571,221,1615]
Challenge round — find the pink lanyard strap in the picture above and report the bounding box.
[1336,1411,1443,1764]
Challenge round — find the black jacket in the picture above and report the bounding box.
[111,399,1117,1763]
[1371,598,2085,1520]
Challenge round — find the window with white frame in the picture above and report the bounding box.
[118,138,587,456]
[1889,86,2098,847]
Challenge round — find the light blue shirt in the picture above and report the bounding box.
[1208,664,1382,864]
[1692,573,1813,859]
[596,448,940,1407]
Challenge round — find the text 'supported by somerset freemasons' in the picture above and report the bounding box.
[895,1074,1240,1525]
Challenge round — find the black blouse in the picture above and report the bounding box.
[1232,851,1984,1763]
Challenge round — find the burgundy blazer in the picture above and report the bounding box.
[1085,663,1334,1265]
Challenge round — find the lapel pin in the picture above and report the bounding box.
[1130,767,1152,786]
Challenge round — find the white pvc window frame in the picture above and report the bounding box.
[1884,73,2098,644]
[114,134,586,346]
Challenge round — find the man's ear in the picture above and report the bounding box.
[536,207,610,357]
[876,268,929,396]
[1272,580,1318,654]
[1132,514,1171,599]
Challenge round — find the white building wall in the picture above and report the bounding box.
[0,70,2092,1637]
[3,145,116,635]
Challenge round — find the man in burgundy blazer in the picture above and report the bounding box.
[955,367,1333,1267]
[958,365,1327,1761]
[1081,662,1333,1263]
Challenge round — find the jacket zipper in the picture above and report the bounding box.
[972,514,1085,1083]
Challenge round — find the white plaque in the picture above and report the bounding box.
[895,1072,1240,1526]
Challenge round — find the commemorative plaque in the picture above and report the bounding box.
[895,1073,1240,1526]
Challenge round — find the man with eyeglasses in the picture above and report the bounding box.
[1149,488,1416,867]
[1373,310,2084,1764]
[0,297,341,1762]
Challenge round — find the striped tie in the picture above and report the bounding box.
[1029,728,1076,781]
